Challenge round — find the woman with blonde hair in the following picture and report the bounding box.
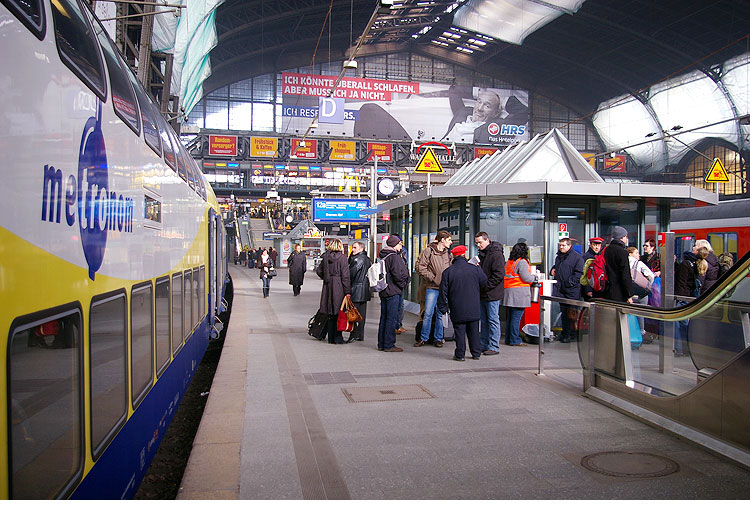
[316,239,352,344]
[694,239,720,291]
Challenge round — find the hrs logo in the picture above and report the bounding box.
[41,101,133,280]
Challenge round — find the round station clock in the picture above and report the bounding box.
[378,177,396,196]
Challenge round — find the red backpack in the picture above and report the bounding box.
[586,247,608,292]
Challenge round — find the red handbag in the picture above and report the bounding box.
[337,297,354,332]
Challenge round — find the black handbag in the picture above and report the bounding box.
[308,311,328,340]
[268,268,278,278]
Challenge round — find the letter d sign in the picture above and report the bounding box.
[318,97,345,124]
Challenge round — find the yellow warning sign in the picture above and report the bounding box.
[705,157,730,183]
[414,147,444,173]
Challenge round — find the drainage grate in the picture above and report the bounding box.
[341,384,436,403]
[580,451,679,478]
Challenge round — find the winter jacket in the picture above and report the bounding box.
[348,251,372,303]
[315,250,351,315]
[581,247,600,300]
[640,252,660,275]
[603,238,633,302]
[378,246,410,299]
[287,251,306,286]
[259,254,274,279]
[477,241,505,302]
[675,252,704,297]
[416,241,451,290]
[438,257,488,323]
[551,248,584,300]
[703,252,720,292]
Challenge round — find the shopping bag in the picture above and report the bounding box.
[337,297,354,332]
[627,314,642,350]
[648,277,661,307]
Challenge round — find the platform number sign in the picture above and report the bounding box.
[558,223,569,240]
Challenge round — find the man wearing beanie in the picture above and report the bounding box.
[377,234,410,352]
[603,226,634,302]
[438,245,488,361]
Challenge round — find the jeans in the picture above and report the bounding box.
[378,294,401,350]
[397,293,405,329]
[505,307,525,345]
[674,300,689,352]
[420,288,444,342]
[480,300,501,351]
[261,277,270,297]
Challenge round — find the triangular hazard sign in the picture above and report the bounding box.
[414,147,444,173]
[705,157,730,183]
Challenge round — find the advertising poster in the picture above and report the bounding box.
[329,140,356,161]
[367,142,393,162]
[282,73,529,145]
[208,135,238,156]
[291,138,317,159]
[474,146,498,159]
[250,137,278,157]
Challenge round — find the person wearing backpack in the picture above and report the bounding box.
[347,241,372,343]
[377,235,410,352]
[673,244,708,356]
[603,226,634,303]
[581,237,603,301]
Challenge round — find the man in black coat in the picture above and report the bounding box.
[287,244,306,296]
[348,241,372,342]
[551,237,584,343]
[438,245,488,361]
[474,231,505,356]
[603,226,634,303]
[377,235,410,352]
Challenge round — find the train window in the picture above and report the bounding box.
[177,150,192,187]
[675,234,695,262]
[193,267,200,327]
[155,277,171,376]
[90,292,127,459]
[172,273,183,354]
[1,0,45,39]
[708,232,739,262]
[184,269,193,337]
[131,283,154,407]
[8,306,83,499]
[51,0,107,101]
[128,71,162,156]
[91,16,140,134]
[156,115,177,171]
[199,266,206,320]
[145,195,162,223]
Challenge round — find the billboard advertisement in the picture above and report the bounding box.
[312,198,371,223]
[281,73,528,146]
[208,135,238,156]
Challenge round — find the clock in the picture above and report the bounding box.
[378,178,395,195]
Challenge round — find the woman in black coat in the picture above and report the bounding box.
[287,244,306,296]
[315,239,352,344]
[603,227,634,302]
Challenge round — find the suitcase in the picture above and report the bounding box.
[308,311,328,340]
[627,314,642,350]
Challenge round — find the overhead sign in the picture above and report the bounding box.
[705,157,730,183]
[414,147,444,173]
[250,137,278,158]
[291,139,317,159]
[312,198,370,223]
[208,135,238,156]
[318,97,345,124]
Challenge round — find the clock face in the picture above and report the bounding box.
[378,178,395,195]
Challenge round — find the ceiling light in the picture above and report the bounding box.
[343,60,358,69]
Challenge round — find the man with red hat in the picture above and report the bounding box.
[437,245,488,361]
[581,236,604,301]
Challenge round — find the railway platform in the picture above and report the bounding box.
[176,266,750,500]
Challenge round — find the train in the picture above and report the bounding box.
[1,0,229,499]
[670,198,750,262]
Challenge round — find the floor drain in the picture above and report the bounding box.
[342,384,436,403]
[580,451,679,478]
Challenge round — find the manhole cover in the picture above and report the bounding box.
[580,451,679,478]
[342,384,436,403]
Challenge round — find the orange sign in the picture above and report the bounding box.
[581,152,596,168]
[367,142,393,162]
[414,147,443,173]
[474,146,498,159]
[291,139,317,159]
[604,154,626,173]
[250,137,278,158]
[329,140,356,161]
[208,135,238,156]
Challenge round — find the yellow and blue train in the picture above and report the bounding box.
[1,0,229,498]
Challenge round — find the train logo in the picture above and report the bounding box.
[41,101,133,280]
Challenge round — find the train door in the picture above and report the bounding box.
[547,201,594,272]
[208,208,216,327]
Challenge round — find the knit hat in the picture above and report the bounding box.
[589,237,604,243]
[385,234,402,247]
[611,226,628,240]
[451,245,468,256]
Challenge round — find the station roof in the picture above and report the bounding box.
[207,0,750,116]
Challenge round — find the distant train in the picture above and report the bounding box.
[1,0,229,498]
[670,198,750,261]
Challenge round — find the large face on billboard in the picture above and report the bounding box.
[281,73,529,145]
